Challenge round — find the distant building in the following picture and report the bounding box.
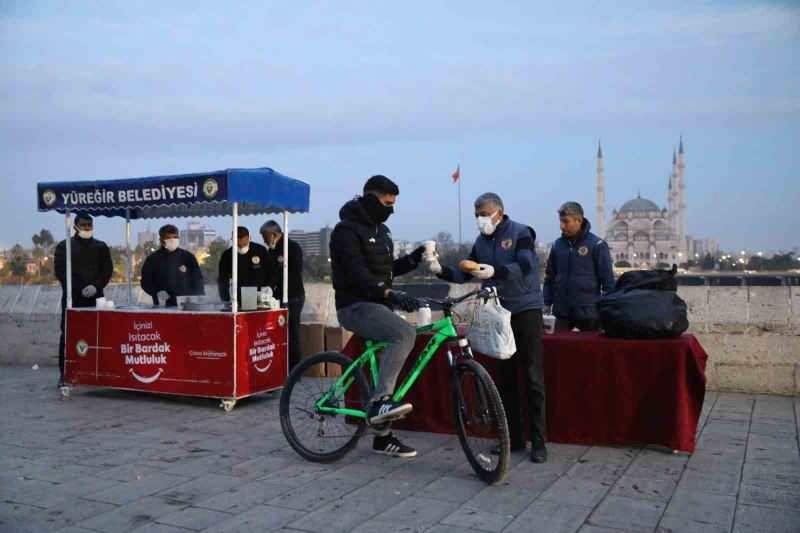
[137,228,157,248]
[692,238,720,260]
[179,221,216,252]
[393,240,416,259]
[289,225,333,259]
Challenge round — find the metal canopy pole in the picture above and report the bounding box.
[65,209,73,309]
[282,211,289,305]
[231,203,238,313]
[125,208,132,305]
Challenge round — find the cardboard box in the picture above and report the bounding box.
[300,322,325,377]
[324,327,353,377]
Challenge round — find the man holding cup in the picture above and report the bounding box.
[54,212,113,387]
[543,202,615,332]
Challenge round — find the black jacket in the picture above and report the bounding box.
[54,236,114,308]
[267,236,305,300]
[329,198,417,310]
[217,242,271,302]
[141,247,204,306]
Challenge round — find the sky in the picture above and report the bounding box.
[1,1,798,253]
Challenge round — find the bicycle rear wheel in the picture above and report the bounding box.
[279,351,371,462]
[451,358,510,484]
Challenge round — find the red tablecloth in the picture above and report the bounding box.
[342,331,707,452]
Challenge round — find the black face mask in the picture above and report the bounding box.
[361,194,394,224]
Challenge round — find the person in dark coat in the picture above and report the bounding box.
[329,175,426,458]
[217,226,270,303]
[260,220,304,370]
[54,212,113,387]
[543,201,615,331]
[433,192,548,463]
[141,224,204,307]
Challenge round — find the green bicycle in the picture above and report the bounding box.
[279,287,511,484]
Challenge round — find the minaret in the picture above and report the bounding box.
[596,140,605,239]
[671,149,679,237]
[678,136,686,250]
[668,172,675,235]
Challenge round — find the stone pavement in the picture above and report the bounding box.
[1,367,798,533]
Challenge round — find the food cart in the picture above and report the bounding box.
[37,167,310,410]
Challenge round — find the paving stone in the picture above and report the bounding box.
[84,473,192,505]
[76,496,188,533]
[678,466,741,496]
[129,524,198,533]
[193,480,294,514]
[350,520,426,533]
[539,476,611,508]
[579,526,640,533]
[155,506,230,530]
[96,464,164,482]
[156,474,246,504]
[738,482,800,511]
[415,476,488,504]
[285,497,377,533]
[267,478,360,511]
[656,516,730,533]
[257,461,338,486]
[200,504,304,533]
[588,495,666,532]
[504,499,593,533]
[3,497,118,532]
[663,489,735,528]
[340,478,426,515]
[440,506,515,532]
[733,504,800,533]
[374,496,459,527]
[0,500,43,526]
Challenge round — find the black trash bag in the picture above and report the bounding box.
[597,288,688,339]
[615,264,678,292]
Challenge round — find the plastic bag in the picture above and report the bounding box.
[466,299,516,359]
[615,264,678,292]
[597,288,688,339]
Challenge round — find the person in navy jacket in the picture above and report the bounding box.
[543,201,614,331]
[432,192,548,463]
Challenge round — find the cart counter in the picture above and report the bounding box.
[64,307,288,409]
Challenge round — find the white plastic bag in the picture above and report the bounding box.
[466,298,516,359]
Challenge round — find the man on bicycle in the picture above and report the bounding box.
[329,175,425,458]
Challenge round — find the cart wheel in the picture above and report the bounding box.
[60,386,71,398]
[221,399,236,412]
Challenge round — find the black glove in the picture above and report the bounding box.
[388,290,417,313]
[409,246,424,265]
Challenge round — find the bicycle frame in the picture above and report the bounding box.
[315,315,460,418]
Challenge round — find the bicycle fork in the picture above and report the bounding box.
[447,339,489,426]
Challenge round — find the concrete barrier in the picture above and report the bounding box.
[1,283,798,395]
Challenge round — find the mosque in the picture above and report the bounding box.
[597,138,691,268]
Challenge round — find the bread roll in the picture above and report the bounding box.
[459,259,481,272]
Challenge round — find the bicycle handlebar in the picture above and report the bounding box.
[415,286,497,310]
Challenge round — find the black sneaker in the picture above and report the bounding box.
[57,377,65,388]
[373,433,417,458]
[367,396,413,426]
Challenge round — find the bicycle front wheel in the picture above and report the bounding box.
[451,358,510,484]
[279,351,371,463]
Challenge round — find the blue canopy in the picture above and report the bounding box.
[36,167,310,219]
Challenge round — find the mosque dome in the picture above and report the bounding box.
[619,195,660,213]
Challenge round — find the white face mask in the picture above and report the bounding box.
[477,210,500,235]
[164,238,180,252]
[77,229,93,240]
[237,245,249,255]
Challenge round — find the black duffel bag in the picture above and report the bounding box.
[597,287,688,340]
[615,264,678,291]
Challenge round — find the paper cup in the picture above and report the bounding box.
[542,314,556,334]
[95,297,107,308]
[422,240,437,260]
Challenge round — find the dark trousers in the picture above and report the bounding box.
[555,317,600,332]
[284,296,305,371]
[495,308,546,445]
[58,296,95,378]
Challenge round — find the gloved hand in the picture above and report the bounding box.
[388,290,417,313]
[471,264,495,280]
[157,290,170,302]
[409,246,424,265]
[543,305,553,315]
[81,285,97,298]
[424,257,442,275]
